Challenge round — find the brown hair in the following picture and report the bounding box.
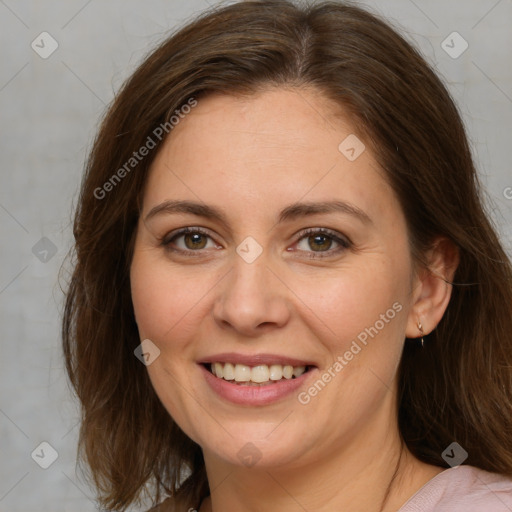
[62,0,512,510]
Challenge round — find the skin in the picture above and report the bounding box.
[130,88,459,512]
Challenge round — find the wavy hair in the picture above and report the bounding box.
[62,1,512,509]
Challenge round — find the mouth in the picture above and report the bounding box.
[203,362,316,386]
[197,353,319,405]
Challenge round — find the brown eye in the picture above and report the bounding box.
[305,234,333,252]
[162,227,217,254]
[294,228,351,258]
[182,232,208,250]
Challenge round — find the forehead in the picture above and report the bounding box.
[142,88,397,226]
[162,87,349,165]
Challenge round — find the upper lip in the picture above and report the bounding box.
[197,352,317,367]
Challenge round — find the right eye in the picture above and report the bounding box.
[162,227,221,255]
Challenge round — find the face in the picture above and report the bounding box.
[130,88,417,470]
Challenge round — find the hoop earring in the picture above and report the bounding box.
[417,321,425,348]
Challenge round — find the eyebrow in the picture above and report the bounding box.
[144,199,372,226]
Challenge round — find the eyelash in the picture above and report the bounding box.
[161,227,351,259]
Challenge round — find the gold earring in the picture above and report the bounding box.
[417,321,424,348]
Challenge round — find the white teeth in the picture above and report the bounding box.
[251,365,270,383]
[213,362,224,379]
[282,365,293,379]
[293,365,306,377]
[234,364,251,382]
[269,364,283,380]
[209,362,308,383]
[223,362,235,380]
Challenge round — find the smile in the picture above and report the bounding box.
[207,362,310,385]
[199,363,317,406]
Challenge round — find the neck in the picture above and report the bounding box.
[200,393,443,512]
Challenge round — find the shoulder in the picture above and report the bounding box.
[399,465,512,512]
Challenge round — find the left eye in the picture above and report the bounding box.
[293,228,351,257]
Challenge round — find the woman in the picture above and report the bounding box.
[62,1,512,511]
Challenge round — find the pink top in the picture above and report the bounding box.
[398,465,512,511]
[150,465,512,511]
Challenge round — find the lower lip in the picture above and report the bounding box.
[199,364,316,406]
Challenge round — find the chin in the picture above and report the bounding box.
[200,427,316,471]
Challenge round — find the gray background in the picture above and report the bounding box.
[0,0,511,510]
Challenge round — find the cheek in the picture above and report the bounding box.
[291,258,411,408]
[293,265,408,424]
[130,251,210,437]
[296,262,407,343]
[130,250,201,343]
[130,248,228,386]
[130,260,169,341]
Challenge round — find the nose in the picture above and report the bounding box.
[212,252,292,337]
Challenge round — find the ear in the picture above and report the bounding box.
[405,236,460,339]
